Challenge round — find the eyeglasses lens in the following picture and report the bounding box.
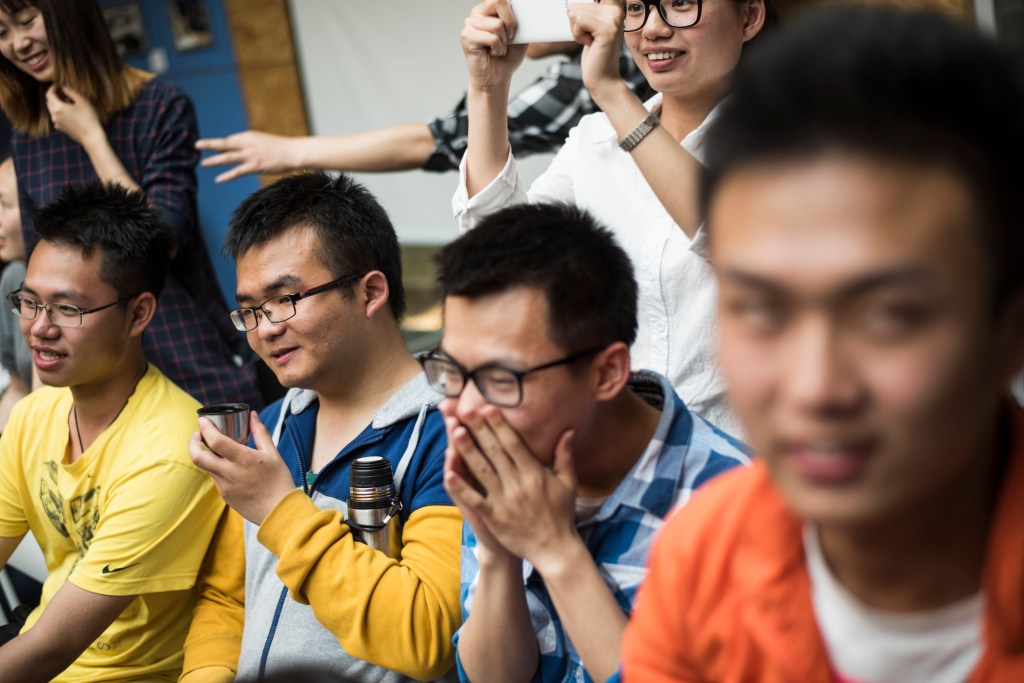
[624,0,699,31]
[475,368,522,407]
[8,293,84,327]
[425,357,463,396]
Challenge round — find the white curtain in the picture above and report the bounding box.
[288,0,556,244]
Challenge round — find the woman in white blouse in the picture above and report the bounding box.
[455,0,776,436]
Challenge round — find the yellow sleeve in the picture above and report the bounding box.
[257,490,463,680]
[179,666,235,683]
[180,508,246,682]
[0,398,31,539]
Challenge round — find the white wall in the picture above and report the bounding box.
[288,1,559,245]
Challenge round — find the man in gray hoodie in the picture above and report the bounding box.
[181,171,461,682]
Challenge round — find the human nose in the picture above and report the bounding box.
[784,316,863,416]
[641,2,674,36]
[253,308,285,339]
[451,375,490,423]
[29,305,59,337]
[13,28,33,53]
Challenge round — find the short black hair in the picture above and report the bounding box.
[701,6,1024,309]
[437,203,637,351]
[225,171,406,320]
[32,180,173,299]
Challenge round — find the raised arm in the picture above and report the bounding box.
[45,78,200,247]
[443,408,627,682]
[196,124,439,183]
[462,0,528,196]
[443,430,538,683]
[569,0,703,239]
[191,412,463,680]
[45,84,141,194]
[0,582,134,683]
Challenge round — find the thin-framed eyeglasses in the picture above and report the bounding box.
[624,0,703,31]
[229,273,363,332]
[6,289,140,328]
[417,347,604,408]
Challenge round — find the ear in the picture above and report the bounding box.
[126,292,157,338]
[360,271,391,320]
[591,341,632,402]
[740,0,767,43]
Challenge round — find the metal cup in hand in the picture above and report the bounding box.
[198,403,251,446]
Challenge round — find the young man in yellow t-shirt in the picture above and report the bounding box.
[0,181,224,682]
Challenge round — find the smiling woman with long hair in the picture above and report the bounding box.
[0,0,260,407]
[0,0,145,137]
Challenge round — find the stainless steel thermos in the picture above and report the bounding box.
[347,456,402,555]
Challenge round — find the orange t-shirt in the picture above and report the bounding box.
[621,406,1024,682]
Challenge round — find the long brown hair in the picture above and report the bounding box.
[0,0,149,136]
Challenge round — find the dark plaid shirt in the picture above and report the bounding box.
[12,79,261,408]
[424,46,653,171]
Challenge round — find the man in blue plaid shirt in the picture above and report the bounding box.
[420,203,748,683]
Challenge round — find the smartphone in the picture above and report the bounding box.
[510,0,588,44]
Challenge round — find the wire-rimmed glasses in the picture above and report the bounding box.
[624,0,703,31]
[6,289,140,328]
[229,273,363,332]
[417,347,603,408]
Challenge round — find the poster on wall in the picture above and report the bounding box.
[167,0,214,51]
[102,3,148,59]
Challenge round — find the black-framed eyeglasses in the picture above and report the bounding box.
[624,0,702,31]
[6,289,140,328]
[229,273,363,332]
[418,347,604,408]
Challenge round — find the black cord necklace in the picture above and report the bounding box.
[71,362,147,455]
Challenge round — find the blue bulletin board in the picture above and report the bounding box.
[101,0,261,305]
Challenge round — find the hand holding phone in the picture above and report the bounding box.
[462,0,529,91]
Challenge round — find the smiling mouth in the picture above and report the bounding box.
[647,50,683,61]
[23,52,47,68]
[784,438,878,483]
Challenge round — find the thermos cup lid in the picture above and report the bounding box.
[350,455,395,488]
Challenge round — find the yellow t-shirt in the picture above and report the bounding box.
[0,364,225,682]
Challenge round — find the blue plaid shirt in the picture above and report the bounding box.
[454,371,750,683]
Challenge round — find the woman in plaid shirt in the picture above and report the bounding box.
[0,0,260,408]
